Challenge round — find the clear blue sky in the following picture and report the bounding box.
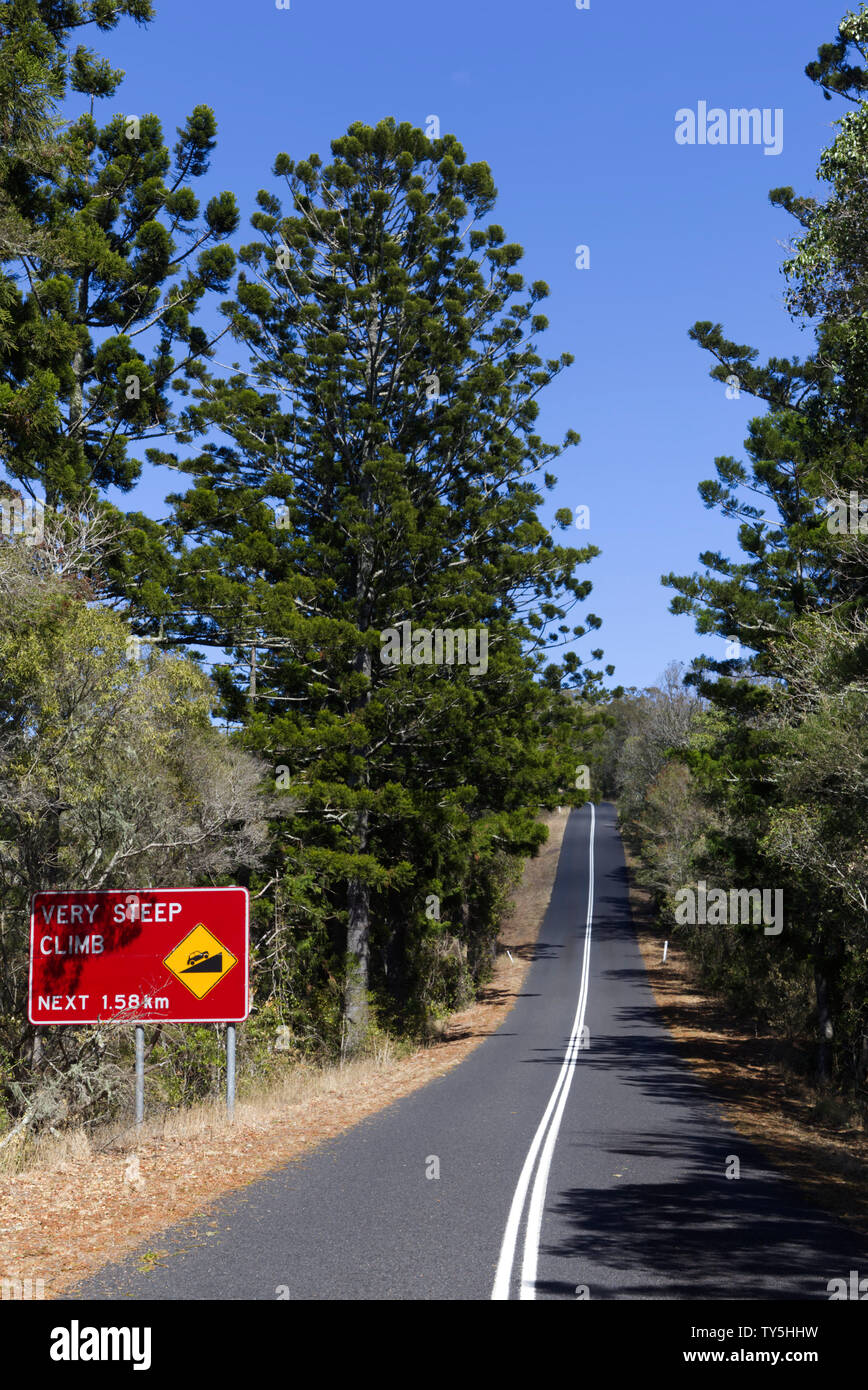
[88,0,848,689]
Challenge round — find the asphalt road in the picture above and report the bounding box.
[70,802,867,1300]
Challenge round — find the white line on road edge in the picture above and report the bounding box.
[490,803,596,1301]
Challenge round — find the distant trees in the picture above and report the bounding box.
[607,668,705,896]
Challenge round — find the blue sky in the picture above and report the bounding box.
[87,0,849,689]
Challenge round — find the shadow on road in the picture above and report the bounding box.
[537,1126,866,1299]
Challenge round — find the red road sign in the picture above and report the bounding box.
[28,888,249,1024]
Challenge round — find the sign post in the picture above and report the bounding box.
[226,1022,236,1119]
[135,1024,144,1127]
[28,887,249,1120]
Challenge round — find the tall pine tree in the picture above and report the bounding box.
[130,119,605,1047]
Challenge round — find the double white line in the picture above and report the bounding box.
[491,802,596,1301]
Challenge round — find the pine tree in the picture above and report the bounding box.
[0,0,238,508]
[666,7,868,672]
[662,7,868,1078]
[132,119,605,1047]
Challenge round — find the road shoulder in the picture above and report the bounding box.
[621,831,868,1238]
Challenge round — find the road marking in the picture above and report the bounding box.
[490,802,596,1301]
[519,814,594,1298]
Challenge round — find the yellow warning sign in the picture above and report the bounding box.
[163,923,238,999]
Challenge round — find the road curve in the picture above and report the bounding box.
[70,802,867,1301]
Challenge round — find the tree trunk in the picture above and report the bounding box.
[248,645,257,704]
[343,458,374,1052]
[344,816,370,1054]
[814,966,833,1082]
[342,329,379,1055]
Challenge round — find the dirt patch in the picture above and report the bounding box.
[0,808,570,1299]
[621,832,868,1237]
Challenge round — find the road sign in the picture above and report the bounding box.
[28,888,249,1024]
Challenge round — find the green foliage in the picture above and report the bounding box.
[651,9,868,1092]
[0,0,237,505]
[0,520,268,1129]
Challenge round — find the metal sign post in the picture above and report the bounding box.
[226,1022,236,1119]
[135,1024,144,1127]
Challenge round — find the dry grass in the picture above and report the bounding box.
[620,833,868,1237]
[0,808,570,1299]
